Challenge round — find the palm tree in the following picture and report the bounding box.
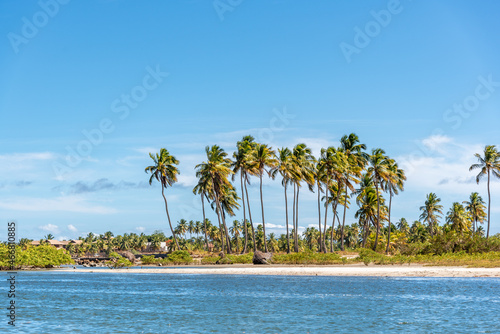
[188,220,196,240]
[232,135,257,253]
[463,192,487,234]
[290,143,315,252]
[195,145,234,253]
[397,218,410,235]
[229,220,242,252]
[446,202,469,235]
[249,143,277,252]
[145,148,180,250]
[367,148,389,251]
[176,219,188,240]
[355,182,382,248]
[271,147,295,253]
[383,159,406,254]
[419,193,443,237]
[193,168,212,251]
[469,145,500,238]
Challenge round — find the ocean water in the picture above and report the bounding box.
[2,270,500,333]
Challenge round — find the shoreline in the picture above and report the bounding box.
[52,264,500,277]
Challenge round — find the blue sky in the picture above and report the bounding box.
[1,0,499,240]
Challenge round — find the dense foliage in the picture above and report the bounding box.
[0,244,73,269]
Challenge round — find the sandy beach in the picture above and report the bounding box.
[58,265,500,277]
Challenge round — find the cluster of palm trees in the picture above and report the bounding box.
[145,138,499,254]
[62,231,168,256]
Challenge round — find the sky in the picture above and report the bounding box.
[0,0,499,241]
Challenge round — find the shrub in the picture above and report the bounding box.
[271,252,343,264]
[140,255,158,265]
[107,252,133,268]
[167,250,192,265]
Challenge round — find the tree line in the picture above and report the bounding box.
[145,134,500,254]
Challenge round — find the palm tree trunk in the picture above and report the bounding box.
[162,186,179,250]
[292,183,298,252]
[317,180,324,253]
[240,173,248,254]
[340,183,348,251]
[201,194,209,251]
[221,210,232,254]
[386,190,393,254]
[373,182,381,251]
[215,205,225,252]
[259,173,268,252]
[322,184,329,253]
[330,192,340,252]
[295,186,300,252]
[244,175,256,252]
[487,169,491,238]
[284,181,290,254]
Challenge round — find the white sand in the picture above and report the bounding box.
[58,265,500,277]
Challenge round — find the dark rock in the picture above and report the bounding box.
[219,251,225,259]
[253,251,272,265]
[118,251,136,263]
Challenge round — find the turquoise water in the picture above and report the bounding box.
[3,271,500,333]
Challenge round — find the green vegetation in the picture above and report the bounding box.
[0,244,73,269]
[139,251,193,265]
[9,140,499,268]
[272,252,344,265]
[107,252,133,268]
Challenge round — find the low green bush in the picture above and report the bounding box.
[107,252,133,268]
[272,251,343,264]
[167,250,193,265]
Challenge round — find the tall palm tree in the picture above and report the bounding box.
[290,143,315,252]
[383,159,406,254]
[145,148,180,250]
[232,135,257,253]
[313,160,325,252]
[419,192,443,237]
[367,148,389,251]
[446,202,469,235]
[338,134,367,251]
[195,145,234,253]
[469,145,500,238]
[249,143,277,252]
[463,192,487,234]
[229,220,242,252]
[188,220,195,239]
[176,219,188,240]
[193,172,211,251]
[271,147,295,253]
[317,147,339,252]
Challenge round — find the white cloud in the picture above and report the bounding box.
[397,136,499,202]
[135,226,145,232]
[39,224,59,233]
[422,134,452,152]
[0,196,117,214]
[67,224,78,232]
[0,152,55,173]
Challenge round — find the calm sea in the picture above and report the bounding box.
[2,270,500,333]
